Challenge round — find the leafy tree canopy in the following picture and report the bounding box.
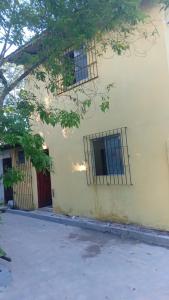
[0,0,166,186]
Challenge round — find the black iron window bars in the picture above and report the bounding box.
[83,127,132,185]
[56,42,98,94]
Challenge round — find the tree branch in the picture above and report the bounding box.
[0,26,12,60]
[3,33,45,67]
[0,56,47,105]
[0,0,18,63]
[0,70,8,88]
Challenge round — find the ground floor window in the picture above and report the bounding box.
[83,127,132,185]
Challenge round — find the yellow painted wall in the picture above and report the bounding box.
[30,5,169,230]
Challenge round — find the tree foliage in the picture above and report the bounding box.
[0,0,147,102]
[0,0,167,186]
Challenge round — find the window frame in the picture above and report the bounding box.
[56,42,98,94]
[92,134,124,177]
[83,127,132,185]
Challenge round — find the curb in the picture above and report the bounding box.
[7,209,169,248]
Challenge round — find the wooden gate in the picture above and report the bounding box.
[13,158,34,210]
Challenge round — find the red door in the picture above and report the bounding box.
[37,170,52,208]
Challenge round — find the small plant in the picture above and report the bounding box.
[0,247,6,257]
[0,168,24,188]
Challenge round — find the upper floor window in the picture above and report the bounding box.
[83,127,132,185]
[64,47,88,86]
[57,43,98,94]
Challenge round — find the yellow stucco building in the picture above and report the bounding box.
[22,3,169,231]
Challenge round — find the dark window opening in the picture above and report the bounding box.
[74,48,88,82]
[93,135,124,176]
[18,150,25,164]
[63,47,88,87]
[63,50,76,87]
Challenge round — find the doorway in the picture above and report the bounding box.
[3,158,13,203]
[36,150,52,208]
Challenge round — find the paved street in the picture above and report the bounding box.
[1,213,169,300]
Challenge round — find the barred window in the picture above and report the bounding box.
[83,127,132,185]
[57,43,98,94]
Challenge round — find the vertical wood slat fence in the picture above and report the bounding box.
[12,150,34,210]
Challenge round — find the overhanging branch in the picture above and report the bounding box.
[0,56,47,105]
[0,70,8,88]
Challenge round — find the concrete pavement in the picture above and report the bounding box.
[1,213,169,300]
[8,208,169,248]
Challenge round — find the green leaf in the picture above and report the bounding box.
[1,168,24,188]
[100,101,110,112]
[0,247,6,257]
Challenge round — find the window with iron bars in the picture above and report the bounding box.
[56,43,98,94]
[83,127,132,185]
